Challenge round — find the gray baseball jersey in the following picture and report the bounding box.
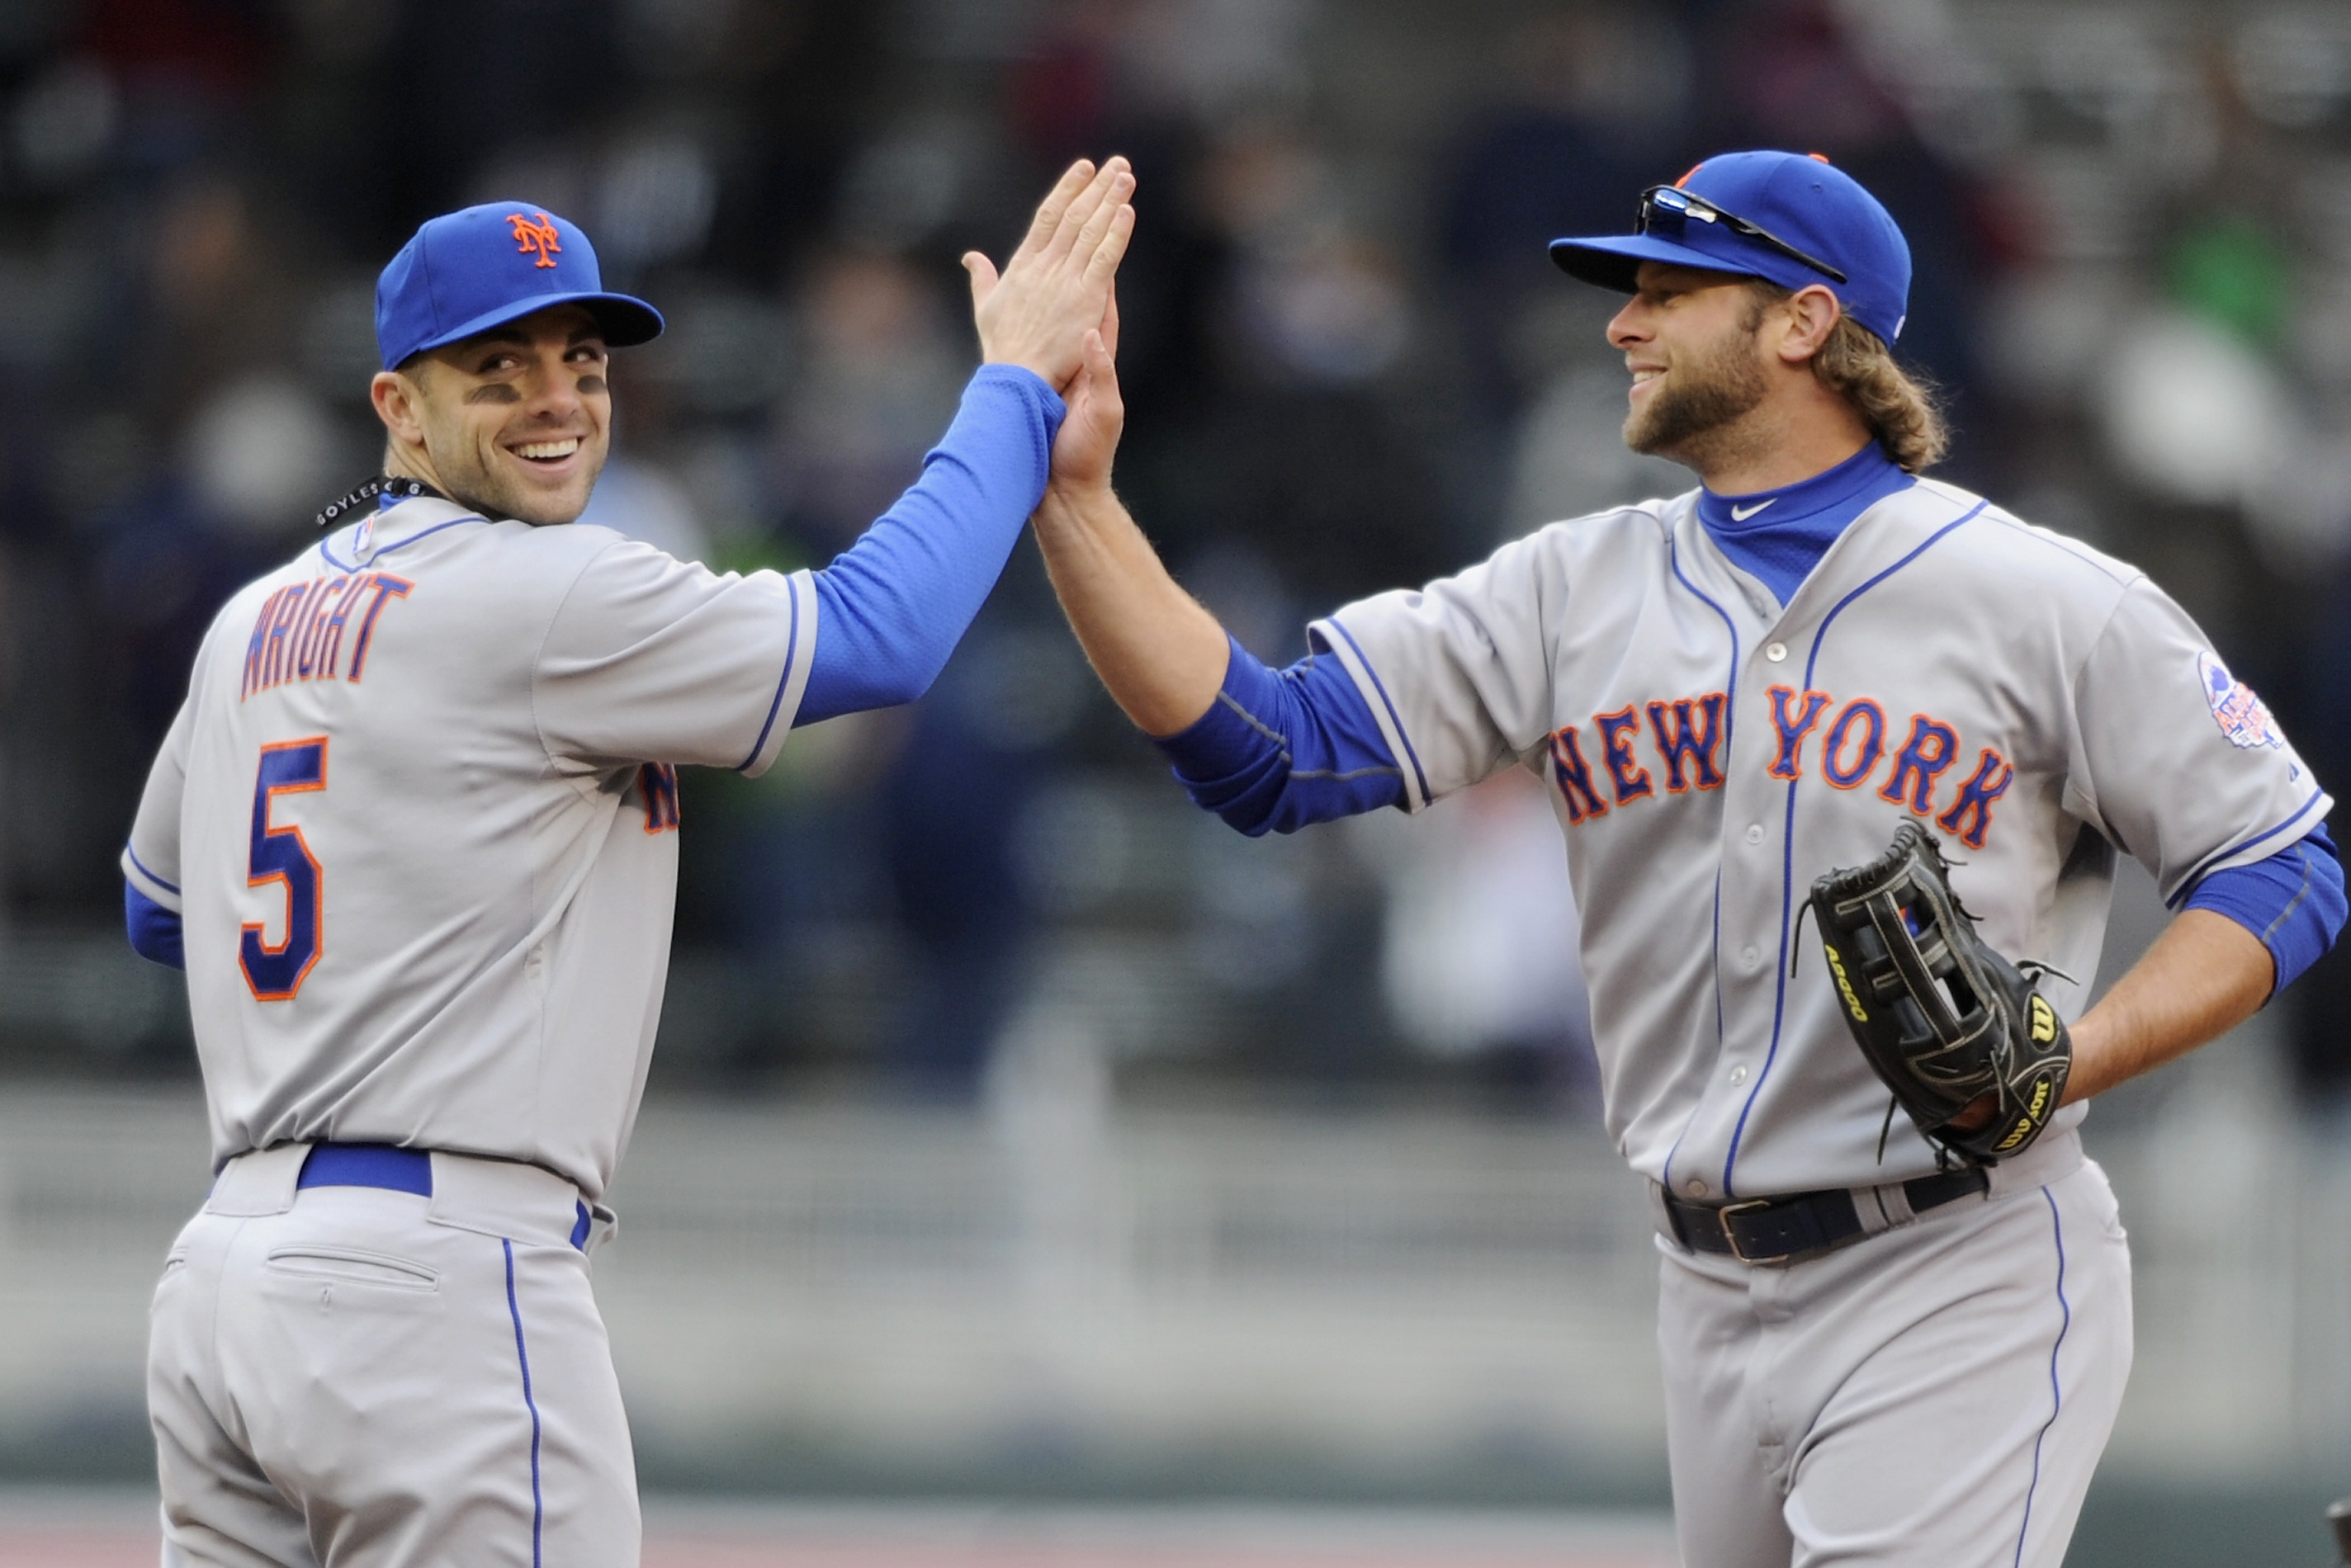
[1313,477,2326,1201]
[121,495,816,1198]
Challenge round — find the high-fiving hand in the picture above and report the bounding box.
[1050,286,1123,498]
[965,157,1135,393]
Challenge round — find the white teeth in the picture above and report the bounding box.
[517,438,579,460]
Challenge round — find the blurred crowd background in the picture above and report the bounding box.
[6,0,2351,1117]
[2,0,2351,1554]
[4,0,2351,1114]
[0,0,2343,1110]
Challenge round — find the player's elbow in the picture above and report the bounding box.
[1180,772,1285,837]
[125,881,186,971]
[1215,800,1281,838]
[868,645,951,711]
[803,615,957,716]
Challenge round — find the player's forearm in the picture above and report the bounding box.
[797,367,1063,724]
[1032,481,1227,736]
[2061,909,2274,1104]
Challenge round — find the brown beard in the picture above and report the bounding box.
[1623,314,1771,460]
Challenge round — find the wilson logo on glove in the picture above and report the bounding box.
[1992,1076,2055,1154]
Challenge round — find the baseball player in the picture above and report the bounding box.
[117,158,1133,1566]
[1029,151,2344,1566]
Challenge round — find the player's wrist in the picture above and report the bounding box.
[1042,472,1117,515]
[980,349,1061,384]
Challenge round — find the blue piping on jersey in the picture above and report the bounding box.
[503,1239,546,1568]
[125,844,180,896]
[371,516,484,558]
[1665,533,1742,765]
[1323,617,1432,806]
[1658,527,1742,1198]
[1979,510,2131,589]
[2013,1186,2073,1568]
[736,579,802,772]
[319,512,485,573]
[2165,789,2329,909]
[1724,500,1986,1197]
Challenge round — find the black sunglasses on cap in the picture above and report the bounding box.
[1637,185,1847,285]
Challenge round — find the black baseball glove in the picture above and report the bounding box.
[1802,821,2072,1165]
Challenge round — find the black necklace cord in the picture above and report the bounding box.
[315,475,447,531]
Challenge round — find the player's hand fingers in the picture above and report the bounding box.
[1082,201,1136,286]
[1038,163,1114,265]
[1065,170,1133,268]
[1043,157,1127,264]
[1015,159,1095,265]
[1082,327,1122,414]
[1051,327,1124,486]
[1945,1091,1999,1133]
[962,251,1000,311]
[1100,284,1121,359]
[1071,173,1133,278]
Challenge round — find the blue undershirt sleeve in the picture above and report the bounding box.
[1154,635,1408,834]
[2182,823,2344,995]
[797,365,1066,725]
[125,879,185,970]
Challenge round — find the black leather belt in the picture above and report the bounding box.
[1662,1166,1989,1265]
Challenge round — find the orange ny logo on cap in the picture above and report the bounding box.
[506,211,561,268]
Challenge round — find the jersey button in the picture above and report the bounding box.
[1729,1065,1749,1085]
[1765,641,1787,663]
[1739,944,1760,970]
[1684,1178,1708,1197]
[1743,824,1764,845]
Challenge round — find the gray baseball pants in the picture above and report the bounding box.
[1658,1141,2133,1568]
[148,1145,638,1567]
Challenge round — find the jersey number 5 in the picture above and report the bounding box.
[242,737,327,1001]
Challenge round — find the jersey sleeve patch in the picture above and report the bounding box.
[2197,650,2282,751]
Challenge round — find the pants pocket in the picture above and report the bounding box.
[264,1244,440,1292]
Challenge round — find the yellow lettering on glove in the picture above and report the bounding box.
[1825,945,1868,1023]
[1992,1077,2054,1153]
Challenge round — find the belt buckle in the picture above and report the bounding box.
[1716,1197,1792,1265]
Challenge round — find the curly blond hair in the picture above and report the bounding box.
[1748,281,1949,474]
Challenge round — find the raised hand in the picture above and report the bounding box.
[963,157,1135,393]
[1051,286,1123,496]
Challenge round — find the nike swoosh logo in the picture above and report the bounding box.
[1729,499,1776,521]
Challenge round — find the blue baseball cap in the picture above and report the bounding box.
[1549,151,1910,344]
[376,201,665,371]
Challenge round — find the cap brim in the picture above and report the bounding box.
[409,290,665,361]
[1548,234,1769,291]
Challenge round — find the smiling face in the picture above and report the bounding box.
[370,303,611,526]
[1608,262,1774,466]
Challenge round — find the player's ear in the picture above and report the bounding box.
[1776,286,1842,365]
[370,366,430,448]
